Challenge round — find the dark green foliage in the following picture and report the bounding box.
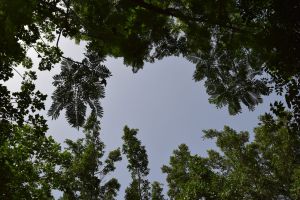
[122,126,167,200]
[151,182,165,200]
[0,72,48,135]
[48,53,111,128]
[0,125,62,199]
[163,112,300,199]
[2,0,300,124]
[122,126,151,200]
[58,117,122,199]
[189,50,270,114]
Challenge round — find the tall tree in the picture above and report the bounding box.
[162,144,221,200]
[58,115,122,199]
[122,126,151,200]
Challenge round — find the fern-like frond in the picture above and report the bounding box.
[49,55,111,128]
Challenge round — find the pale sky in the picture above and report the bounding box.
[7,37,278,199]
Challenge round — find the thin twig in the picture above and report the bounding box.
[56,29,63,48]
[31,45,44,59]
[61,55,84,65]
[12,67,24,79]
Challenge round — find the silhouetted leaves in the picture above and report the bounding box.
[163,112,300,199]
[48,54,111,128]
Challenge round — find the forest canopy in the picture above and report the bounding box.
[1,0,300,199]
[1,0,300,125]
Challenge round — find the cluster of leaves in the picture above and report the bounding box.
[0,125,61,199]
[0,116,123,199]
[162,112,300,199]
[122,126,165,200]
[58,115,122,199]
[48,52,111,128]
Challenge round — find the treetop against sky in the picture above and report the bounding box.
[1,0,300,199]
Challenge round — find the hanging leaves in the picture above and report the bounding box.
[48,54,111,128]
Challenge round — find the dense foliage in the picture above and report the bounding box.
[1,0,300,123]
[162,112,300,199]
[58,115,122,200]
[122,126,151,200]
[122,126,165,200]
[1,0,300,199]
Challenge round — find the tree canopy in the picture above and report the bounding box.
[1,0,300,199]
[163,112,300,199]
[1,0,300,127]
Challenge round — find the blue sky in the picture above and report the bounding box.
[6,37,278,199]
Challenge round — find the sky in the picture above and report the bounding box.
[6,37,278,199]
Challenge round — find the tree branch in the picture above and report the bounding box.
[129,0,203,22]
[12,67,24,79]
[129,0,249,33]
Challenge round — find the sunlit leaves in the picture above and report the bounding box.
[0,125,62,199]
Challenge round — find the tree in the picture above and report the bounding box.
[163,112,300,199]
[122,126,167,200]
[58,116,122,199]
[0,125,62,199]
[151,182,165,200]
[122,126,151,200]
[162,144,221,200]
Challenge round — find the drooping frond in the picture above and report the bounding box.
[48,54,111,128]
[87,98,103,119]
[48,102,64,119]
[189,46,271,115]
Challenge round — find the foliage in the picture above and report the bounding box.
[122,126,151,200]
[0,125,61,199]
[2,0,300,124]
[162,144,220,200]
[48,53,111,128]
[0,72,48,139]
[122,126,166,200]
[0,116,122,199]
[188,50,271,115]
[68,0,300,117]
[163,112,300,199]
[1,0,300,199]
[58,116,122,199]
[151,182,165,200]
